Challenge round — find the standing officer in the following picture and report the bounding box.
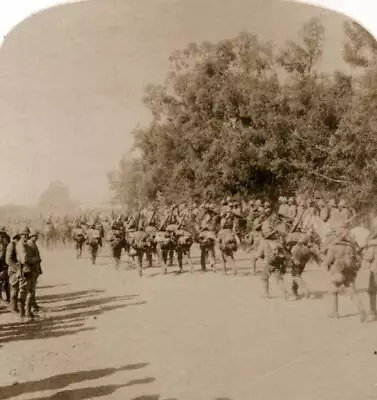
[16,227,34,320]
[27,229,42,314]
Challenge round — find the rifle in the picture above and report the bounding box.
[159,205,176,231]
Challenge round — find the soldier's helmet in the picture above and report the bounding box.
[288,197,295,204]
[20,227,31,236]
[29,229,39,238]
[0,226,6,234]
[281,196,288,203]
[278,196,283,203]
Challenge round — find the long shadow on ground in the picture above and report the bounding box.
[0,363,150,399]
[0,290,146,345]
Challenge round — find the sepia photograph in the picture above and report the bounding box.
[0,0,377,399]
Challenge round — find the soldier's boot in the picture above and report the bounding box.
[10,296,18,313]
[147,252,153,269]
[231,257,238,276]
[25,292,36,319]
[368,292,377,321]
[200,250,207,272]
[262,279,270,299]
[168,250,174,267]
[291,280,300,300]
[251,257,257,275]
[329,293,339,319]
[18,299,25,319]
[138,254,143,277]
[177,252,183,273]
[348,284,367,322]
[4,282,10,303]
[32,296,41,313]
[187,254,194,274]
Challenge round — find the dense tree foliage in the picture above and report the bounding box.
[109,18,377,211]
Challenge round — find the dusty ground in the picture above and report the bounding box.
[1,244,377,400]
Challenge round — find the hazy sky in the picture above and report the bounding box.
[0,0,351,207]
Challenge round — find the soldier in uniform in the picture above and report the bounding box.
[218,227,238,275]
[198,205,218,271]
[16,227,34,320]
[72,222,86,259]
[252,218,289,299]
[323,227,366,321]
[27,230,42,314]
[0,227,10,303]
[6,232,21,314]
[289,235,321,300]
[109,223,125,269]
[86,224,102,265]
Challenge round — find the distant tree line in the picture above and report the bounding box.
[108,18,377,211]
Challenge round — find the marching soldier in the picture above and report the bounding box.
[323,226,366,321]
[253,217,289,299]
[109,223,125,269]
[86,224,102,265]
[72,222,86,259]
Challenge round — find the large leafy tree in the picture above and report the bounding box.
[109,18,377,210]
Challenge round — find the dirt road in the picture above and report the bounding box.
[1,245,376,400]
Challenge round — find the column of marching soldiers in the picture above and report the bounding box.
[2,194,377,322]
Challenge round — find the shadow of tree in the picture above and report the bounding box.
[0,290,146,345]
[0,363,150,399]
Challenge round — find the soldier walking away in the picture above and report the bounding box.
[253,221,289,299]
[72,222,86,259]
[109,224,124,269]
[323,227,366,322]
